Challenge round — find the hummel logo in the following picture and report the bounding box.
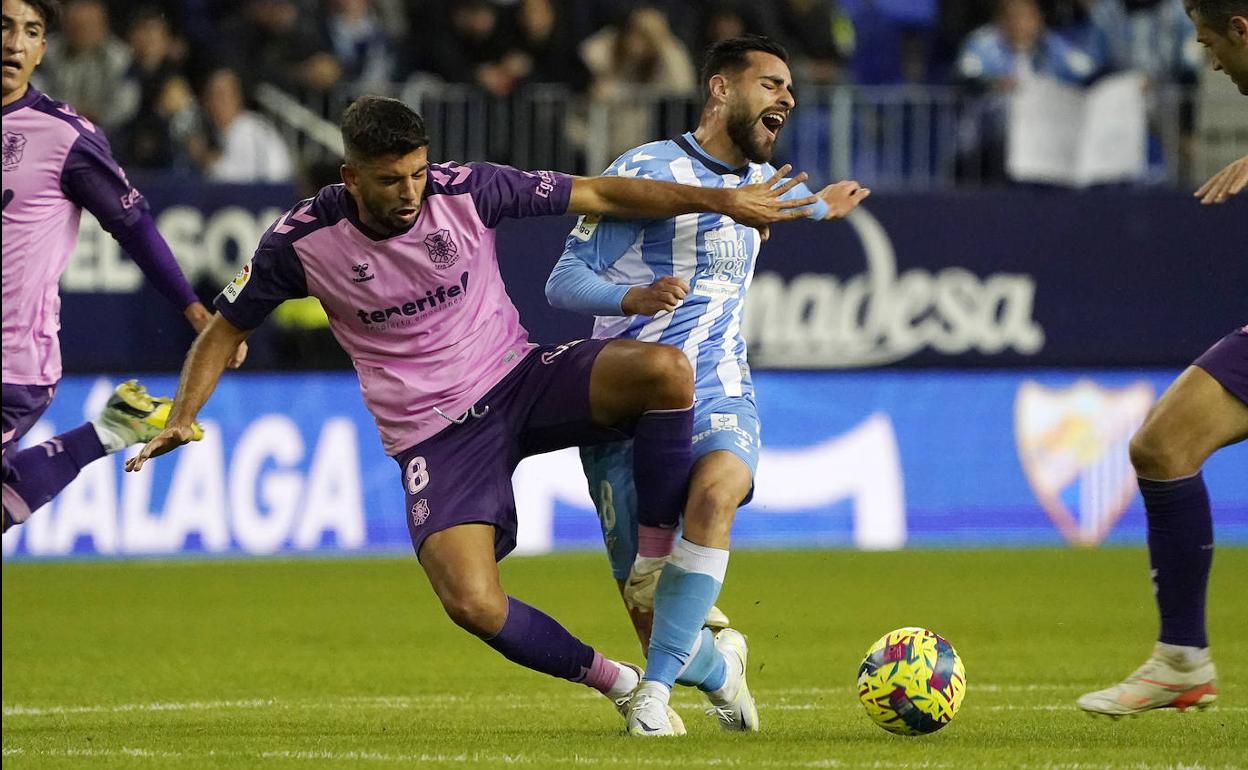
[351,263,374,283]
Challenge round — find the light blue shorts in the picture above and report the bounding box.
[580,394,760,579]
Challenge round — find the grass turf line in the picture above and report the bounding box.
[3,548,1246,769]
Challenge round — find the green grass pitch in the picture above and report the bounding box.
[4,548,1246,769]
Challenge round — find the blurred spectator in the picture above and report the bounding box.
[323,0,396,90]
[220,0,342,95]
[416,0,527,97]
[511,0,590,90]
[957,0,1095,89]
[580,6,696,99]
[38,0,137,132]
[1085,0,1200,82]
[190,68,294,183]
[956,0,1097,180]
[117,8,200,170]
[697,4,778,54]
[569,0,703,55]
[122,75,204,172]
[578,6,697,161]
[771,0,854,84]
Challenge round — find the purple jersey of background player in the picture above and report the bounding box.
[2,87,198,386]
[215,161,572,455]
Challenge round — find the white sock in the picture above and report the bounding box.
[606,663,640,700]
[90,420,128,454]
[636,679,672,704]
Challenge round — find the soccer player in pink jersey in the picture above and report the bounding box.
[1077,0,1248,717]
[124,95,816,726]
[1,0,242,532]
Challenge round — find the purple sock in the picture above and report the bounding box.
[2,424,106,529]
[632,407,692,531]
[484,596,619,691]
[1139,473,1214,648]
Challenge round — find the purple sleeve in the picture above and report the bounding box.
[443,162,572,228]
[61,134,199,309]
[214,243,309,331]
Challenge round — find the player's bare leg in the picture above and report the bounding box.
[418,523,643,719]
[1079,366,1248,716]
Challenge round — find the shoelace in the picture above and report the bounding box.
[706,705,737,725]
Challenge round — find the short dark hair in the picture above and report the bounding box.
[1187,0,1248,30]
[340,96,430,162]
[699,34,790,101]
[20,0,62,30]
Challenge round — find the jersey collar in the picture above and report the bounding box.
[2,85,42,116]
[675,132,751,178]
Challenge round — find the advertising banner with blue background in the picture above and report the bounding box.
[5,371,1245,561]
[59,185,1246,371]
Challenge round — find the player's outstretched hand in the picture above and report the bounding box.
[730,164,818,228]
[816,179,871,219]
[1195,155,1248,205]
[124,425,199,472]
[622,276,690,316]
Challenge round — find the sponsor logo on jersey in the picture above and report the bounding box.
[1015,379,1154,545]
[571,214,600,242]
[222,261,252,303]
[355,271,470,327]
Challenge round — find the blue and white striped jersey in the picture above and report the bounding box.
[559,132,824,401]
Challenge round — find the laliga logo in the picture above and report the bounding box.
[743,207,1045,367]
[1014,380,1154,546]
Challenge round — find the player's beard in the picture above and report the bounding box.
[725,101,775,164]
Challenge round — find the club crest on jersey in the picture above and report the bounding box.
[1014,380,1154,546]
[2,131,26,170]
[410,499,431,527]
[424,229,459,269]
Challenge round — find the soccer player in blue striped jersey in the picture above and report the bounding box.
[546,35,870,736]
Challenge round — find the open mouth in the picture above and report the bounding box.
[394,207,417,218]
[760,111,786,139]
[2,60,22,74]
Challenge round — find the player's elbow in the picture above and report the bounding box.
[545,271,571,311]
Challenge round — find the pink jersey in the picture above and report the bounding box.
[215,162,572,454]
[3,87,195,385]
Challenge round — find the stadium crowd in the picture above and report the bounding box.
[30,0,1208,183]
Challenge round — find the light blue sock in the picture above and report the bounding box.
[675,627,728,691]
[643,538,729,688]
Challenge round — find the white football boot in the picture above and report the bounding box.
[626,681,680,737]
[1077,643,1217,717]
[704,628,759,732]
[611,664,685,735]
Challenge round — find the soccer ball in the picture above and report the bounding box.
[857,627,966,736]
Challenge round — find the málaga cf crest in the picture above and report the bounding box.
[1014,380,1154,546]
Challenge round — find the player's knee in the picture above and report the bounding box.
[440,586,508,638]
[641,345,693,409]
[1129,425,1191,478]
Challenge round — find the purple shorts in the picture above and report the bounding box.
[1193,327,1248,407]
[393,339,624,562]
[2,382,57,482]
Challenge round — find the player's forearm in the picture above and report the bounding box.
[167,315,248,428]
[112,214,200,311]
[545,253,630,315]
[570,176,732,220]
